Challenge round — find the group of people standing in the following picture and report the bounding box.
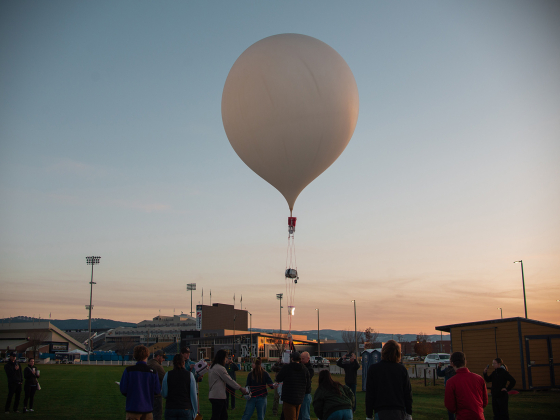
[4,352,40,414]
[119,342,517,420]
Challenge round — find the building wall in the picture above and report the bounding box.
[449,319,560,390]
[519,321,560,389]
[201,304,248,331]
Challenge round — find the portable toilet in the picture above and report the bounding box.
[361,349,382,391]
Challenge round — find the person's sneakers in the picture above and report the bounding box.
[29,409,35,412]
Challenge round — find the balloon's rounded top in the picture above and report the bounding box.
[222,33,359,211]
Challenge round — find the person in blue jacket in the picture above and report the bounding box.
[120,345,161,420]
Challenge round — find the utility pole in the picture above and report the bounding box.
[316,308,320,356]
[352,300,357,356]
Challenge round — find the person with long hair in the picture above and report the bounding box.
[208,349,247,420]
[313,370,354,420]
[162,354,198,420]
[365,340,412,420]
[483,358,516,420]
[241,358,277,420]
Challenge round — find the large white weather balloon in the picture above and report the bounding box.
[222,33,359,212]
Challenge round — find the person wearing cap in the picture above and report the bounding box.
[275,351,310,420]
[225,355,239,410]
[4,352,23,414]
[147,349,167,420]
[182,347,202,382]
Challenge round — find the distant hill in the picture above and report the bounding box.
[1,316,449,341]
[250,328,449,343]
[0,316,136,330]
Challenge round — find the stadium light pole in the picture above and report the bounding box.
[276,294,283,335]
[497,307,503,319]
[513,261,527,318]
[86,256,100,362]
[187,283,196,317]
[316,308,320,357]
[352,300,357,357]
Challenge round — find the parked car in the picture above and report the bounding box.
[310,356,330,368]
[424,353,450,367]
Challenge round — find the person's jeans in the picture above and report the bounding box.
[241,395,267,420]
[4,383,21,412]
[345,383,357,412]
[298,393,312,420]
[326,409,353,420]
[165,408,194,420]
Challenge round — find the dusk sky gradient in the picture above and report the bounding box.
[1,1,559,336]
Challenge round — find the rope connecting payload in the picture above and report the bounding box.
[285,216,298,334]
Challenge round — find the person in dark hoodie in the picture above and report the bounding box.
[365,340,412,420]
[313,370,354,420]
[4,352,23,414]
[120,345,161,420]
[336,352,360,412]
[483,358,516,420]
[276,351,310,420]
[436,361,456,420]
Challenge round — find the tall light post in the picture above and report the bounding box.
[351,300,357,357]
[315,308,320,357]
[276,294,283,335]
[187,283,196,317]
[514,261,527,318]
[497,307,503,319]
[86,256,100,362]
[249,313,253,358]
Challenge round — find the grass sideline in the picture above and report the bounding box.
[0,364,559,419]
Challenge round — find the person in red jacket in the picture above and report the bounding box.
[444,352,488,420]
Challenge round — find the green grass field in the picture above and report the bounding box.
[1,365,559,419]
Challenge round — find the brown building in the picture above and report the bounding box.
[436,317,560,390]
[196,303,248,331]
